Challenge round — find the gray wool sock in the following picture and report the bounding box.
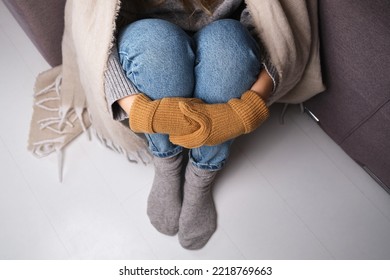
[178,163,218,250]
[147,154,183,236]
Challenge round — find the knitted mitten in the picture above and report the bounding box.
[170,90,269,148]
[129,94,206,135]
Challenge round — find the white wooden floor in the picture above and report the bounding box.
[1,2,390,260]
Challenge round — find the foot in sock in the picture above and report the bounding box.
[147,154,183,236]
[178,163,218,249]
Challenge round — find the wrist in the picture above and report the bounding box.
[118,94,139,115]
[250,69,273,101]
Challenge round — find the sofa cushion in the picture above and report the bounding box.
[307,0,390,143]
[342,101,390,190]
[305,0,390,188]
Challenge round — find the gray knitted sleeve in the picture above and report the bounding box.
[104,48,139,121]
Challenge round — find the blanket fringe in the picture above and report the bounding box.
[93,128,151,165]
[29,69,92,181]
[279,102,305,125]
[29,0,154,181]
[31,70,151,181]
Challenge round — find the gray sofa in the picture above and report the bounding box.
[305,0,390,192]
[3,0,390,192]
[3,0,66,67]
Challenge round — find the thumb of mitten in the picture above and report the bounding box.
[169,101,211,148]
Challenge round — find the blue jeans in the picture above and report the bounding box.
[118,19,262,170]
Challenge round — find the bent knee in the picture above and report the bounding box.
[118,19,193,55]
[195,19,260,64]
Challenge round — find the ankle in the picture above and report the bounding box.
[153,153,183,173]
[186,164,217,186]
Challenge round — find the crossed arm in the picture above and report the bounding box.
[117,68,273,148]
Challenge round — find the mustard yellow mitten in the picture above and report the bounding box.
[129,93,206,135]
[170,90,269,148]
